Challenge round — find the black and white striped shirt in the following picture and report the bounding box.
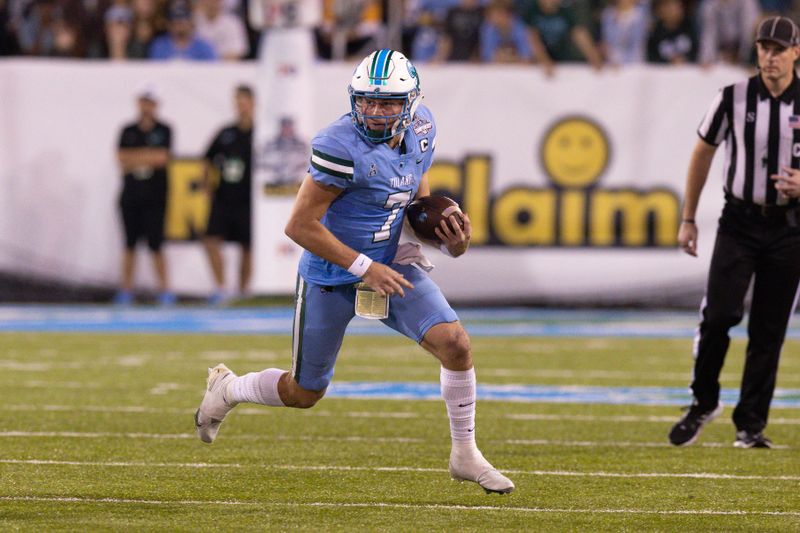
[698,73,800,206]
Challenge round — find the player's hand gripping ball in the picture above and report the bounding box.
[406,195,465,243]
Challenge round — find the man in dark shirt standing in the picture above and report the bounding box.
[202,85,254,304]
[115,83,174,306]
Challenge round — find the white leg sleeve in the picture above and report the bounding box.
[440,366,478,452]
[228,368,286,407]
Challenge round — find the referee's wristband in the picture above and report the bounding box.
[347,253,373,277]
[682,219,696,224]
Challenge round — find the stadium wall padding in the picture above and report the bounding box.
[0,59,747,304]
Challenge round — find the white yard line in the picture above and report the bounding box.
[7,404,800,425]
[0,431,422,443]
[2,459,799,481]
[1,495,799,517]
[0,429,791,449]
[343,366,800,383]
[505,412,800,424]
[2,426,791,449]
[505,438,791,450]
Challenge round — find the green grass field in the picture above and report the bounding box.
[1,333,799,531]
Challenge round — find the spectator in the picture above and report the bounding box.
[315,0,383,60]
[562,0,597,39]
[105,3,134,60]
[194,0,247,60]
[697,0,761,67]
[416,0,462,22]
[759,0,790,15]
[222,0,242,15]
[410,9,440,62]
[400,0,423,53]
[15,0,97,57]
[647,0,697,64]
[114,83,175,306]
[72,0,111,58]
[234,0,259,58]
[149,0,217,60]
[128,0,166,59]
[480,0,532,63]
[438,0,483,62]
[0,0,20,55]
[17,0,61,56]
[600,0,649,66]
[518,0,603,75]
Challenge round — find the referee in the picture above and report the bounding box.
[669,16,800,448]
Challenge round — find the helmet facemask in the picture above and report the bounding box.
[348,49,422,143]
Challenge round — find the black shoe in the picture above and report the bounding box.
[668,402,723,446]
[733,430,773,449]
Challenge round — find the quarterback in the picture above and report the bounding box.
[195,49,514,494]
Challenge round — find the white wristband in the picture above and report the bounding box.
[347,253,373,277]
[439,244,454,257]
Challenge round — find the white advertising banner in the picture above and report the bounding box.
[251,27,315,293]
[0,60,745,303]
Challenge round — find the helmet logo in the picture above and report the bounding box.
[407,61,419,88]
[368,49,395,86]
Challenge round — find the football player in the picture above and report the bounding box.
[195,49,514,494]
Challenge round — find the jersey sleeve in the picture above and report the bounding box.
[697,86,730,146]
[309,134,355,189]
[416,106,437,174]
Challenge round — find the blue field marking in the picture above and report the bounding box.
[327,381,800,408]
[2,305,800,338]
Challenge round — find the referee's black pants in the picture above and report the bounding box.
[692,201,800,433]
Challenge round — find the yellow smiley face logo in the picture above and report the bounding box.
[541,117,610,188]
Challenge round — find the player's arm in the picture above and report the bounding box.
[117,147,170,171]
[285,174,414,297]
[678,138,717,257]
[571,26,603,71]
[527,28,555,77]
[415,172,431,198]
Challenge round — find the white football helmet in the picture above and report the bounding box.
[348,49,423,143]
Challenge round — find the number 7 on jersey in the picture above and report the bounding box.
[373,191,412,242]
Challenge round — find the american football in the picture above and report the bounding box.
[406,195,464,243]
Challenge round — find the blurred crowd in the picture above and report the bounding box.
[0,0,797,68]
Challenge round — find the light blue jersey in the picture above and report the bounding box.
[299,104,437,286]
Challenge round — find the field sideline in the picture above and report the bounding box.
[1,310,799,531]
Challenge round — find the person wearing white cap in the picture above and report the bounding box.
[670,16,800,449]
[114,83,176,306]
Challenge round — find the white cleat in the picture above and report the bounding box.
[194,363,238,444]
[449,449,515,494]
